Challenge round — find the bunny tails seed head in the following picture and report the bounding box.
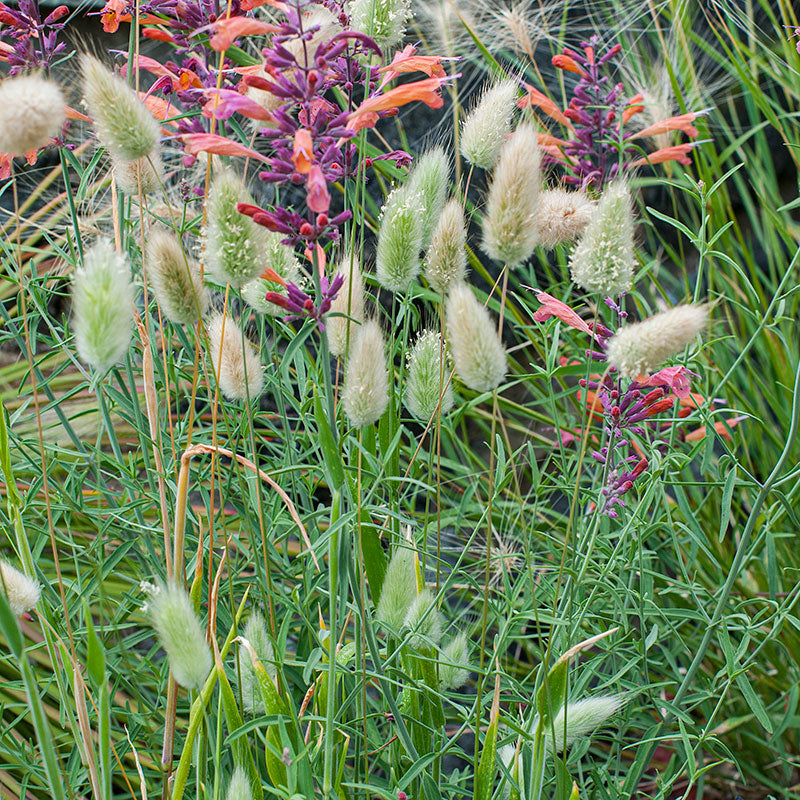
[241,233,300,316]
[113,147,164,196]
[569,181,636,296]
[350,0,410,50]
[537,188,597,249]
[606,304,709,378]
[425,198,467,293]
[82,54,159,161]
[342,319,389,427]
[439,633,470,690]
[460,80,518,170]
[405,330,454,421]
[205,169,268,288]
[72,239,134,372]
[0,561,40,616]
[148,582,212,689]
[376,186,423,293]
[225,766,252,800]
[403,588,443,649]
[0,74,64,156]
[376,545,417,630]
[408,147,450,248]
[206,314,264,402]
[147,230,209,325]
[545,695,625,753]
[327,254,365,358]
[237,611,275,714]
[482,124,540,266]
[446,283,507,392]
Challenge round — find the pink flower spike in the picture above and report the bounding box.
[180,133,269,162]
[306,165,330,213]
[641,365,694,399]
[202,89,274,122]
[532,291,593,337]
[631,140,707,167]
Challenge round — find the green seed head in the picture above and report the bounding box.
[405,330,455,421]
[376,186,423,294]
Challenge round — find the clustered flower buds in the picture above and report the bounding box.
[148,581,212,690]
[569,181,636,296]
[206,314,264,403]
[606,304,709,377]
[0,561,40,616]
[147,230,209,325]
[0,73,64,156]
[342,319,389,427]
[71,238,134,372]
[481,124,540,266]
[425,199,467,293]
[405,330,454,421]
[82,54,159,161]
[446,284,507,392]
[376,186,423,293]
[460,80,517,170]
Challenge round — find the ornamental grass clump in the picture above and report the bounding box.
[482,124,541,266]
[405,330,454,421]
[146,230,209,325]
[71,238,134,372]
[206,314,264,402]
[375,186,423,293]
[446,283,507,392]
[460,80,517,170]
[341,319,389,427]
[425,198,467,293]
[569,181,636,295]
[606,304,709,377]
[0,73,64,156]
[148,582,212,690]
[0,561,40,616]
[205,169,268,288]
[81,54,159,161]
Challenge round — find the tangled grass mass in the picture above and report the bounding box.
[1,0,800,798]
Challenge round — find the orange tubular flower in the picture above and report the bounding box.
[627,111,703,141]
[552,53,588,77]
[631,142,700,167]
[622,94,645,124]
[685,417,744,442]
[347,77,449,132]
[181,133,269,162]
[378,45,451,84]
[206,17,281,51]
[292,129,314,174]
[518,84,573,129]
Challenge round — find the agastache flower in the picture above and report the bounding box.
[0,0,69,74]
[263,268,344,331]
[518,35,706,188]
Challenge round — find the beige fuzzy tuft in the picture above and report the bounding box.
[536,188,596,249]
[606,304,709,378]
[206,314,264,402]
[341,319,389,427]
[460,80,517,170]
[113,147,165,196]
[0,561,41,616]
[425,198,467,293]
[147,230,209,325]
[0,74,65,156]
[327,253,365,358]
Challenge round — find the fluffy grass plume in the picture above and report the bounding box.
[376,186,423,293]
[460,80,517,170]
[536,188,597,249]
[206,314,264,402]
[403,588,443,649]
[481,124,540,265]
[82,54,159,161]
[0,561,40,616]
[237,611,275,715]
[205,169,268,288]
[376,544,418,631]
[606,304,709,378]
[148,582,212,690]
[225,766,252,800]
[350,0,410,50]
[446,283,507,392]
[72,239,134,372]
[327,253,365,358]
[439,633,470,690]
[407,147,450,247]
[0,74,65,156]
[113,149,164,196]
[405,330,454,421]
[544,695,625,753]
[342,319,389,427]
[569,181,636,296]
[147,230,209,325]
[241,234,301,315]
[425,198,468,293]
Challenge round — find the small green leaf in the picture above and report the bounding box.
[85,607,106,688]
[0,589,23,659]
[314,392,345,489]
